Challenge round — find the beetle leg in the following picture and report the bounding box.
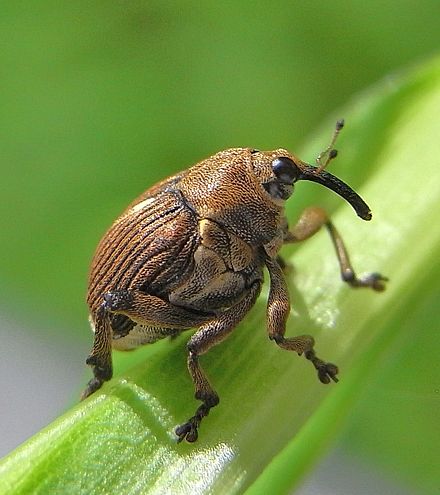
[109,314,136,339]
[175,281,261,443]
[284,206,387,291]
[102,289,214,328]
[265,256,339,384]
[82,289,214,400]
[81,304,113,400]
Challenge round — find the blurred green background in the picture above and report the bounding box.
[1,1,439,494]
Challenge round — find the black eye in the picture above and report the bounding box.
[272,157,299,184]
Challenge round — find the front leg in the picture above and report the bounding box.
[284,206,387,291]
[265,256,339,384]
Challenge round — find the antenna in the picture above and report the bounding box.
[315,119,344,174]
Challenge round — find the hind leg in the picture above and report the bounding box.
[81,289,214,400]
[81,304,113,400]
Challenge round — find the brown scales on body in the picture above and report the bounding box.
[82,121,387,443]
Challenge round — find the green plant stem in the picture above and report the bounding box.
[1,56,439,495]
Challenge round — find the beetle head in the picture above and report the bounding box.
[251,148,372,221]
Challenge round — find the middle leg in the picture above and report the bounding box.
[175,280,262,443]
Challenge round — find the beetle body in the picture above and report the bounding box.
[83,126,386,442]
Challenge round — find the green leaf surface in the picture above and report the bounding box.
[1,57,439,495]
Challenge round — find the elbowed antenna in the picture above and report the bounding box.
[297,165,372,220]
[315,118,345,173]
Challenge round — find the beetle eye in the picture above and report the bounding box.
[272,157,299,184]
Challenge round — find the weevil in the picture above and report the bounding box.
[82,120,387,442]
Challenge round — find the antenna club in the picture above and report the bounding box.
[315,120,344,173]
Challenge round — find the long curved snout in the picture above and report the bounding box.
[297,165,372,221]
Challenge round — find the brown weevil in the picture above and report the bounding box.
[82,120,387,442]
